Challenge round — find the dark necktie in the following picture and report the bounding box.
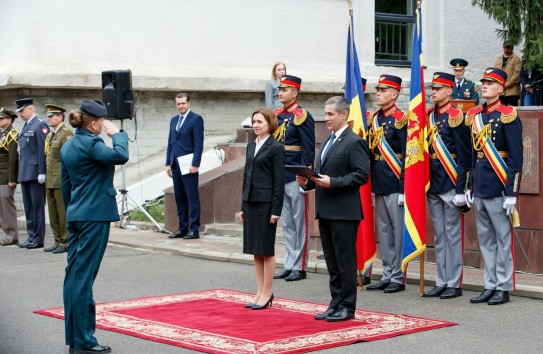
[457,81,461,90]
[176,115,185,132]
[322,133,336,161]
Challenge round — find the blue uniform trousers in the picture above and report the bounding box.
[64,221,110,350]
[21,181,46,244]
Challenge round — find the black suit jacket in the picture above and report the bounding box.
[242,137,285,216]
[308,127,369,221]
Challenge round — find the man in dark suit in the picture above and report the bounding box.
[165,92,204,239]
[15,98,50,249]
[298,96,369,322]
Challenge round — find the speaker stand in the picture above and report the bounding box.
[115,120,171,234]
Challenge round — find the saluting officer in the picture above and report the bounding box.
[273,75,315,282]
[465,68,523,305]
[43,104,73,254]
[366,75,407,293]
[423,72,472,300]
[0,108,20,246]
[450,58,480,105]
[15,98,50,249]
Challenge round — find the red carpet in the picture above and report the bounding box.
[35,289,457,353]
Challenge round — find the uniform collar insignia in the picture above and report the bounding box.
[285,101,299,114]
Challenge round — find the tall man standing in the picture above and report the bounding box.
[298,96,369,322]
[450,58,479,105]
[15,98,49,249]
[494,41,522,106]
[166,92,204,240]
[423,73,472,299]
[466,68,523,305]
[0,108,19,246]
[366,75,407,293]
[273,75,315,282]
[43,104,73,254]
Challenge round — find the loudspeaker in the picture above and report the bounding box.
[101,70,134,119]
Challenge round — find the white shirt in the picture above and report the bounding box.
[254,134,270,156]
[320,125,349,161]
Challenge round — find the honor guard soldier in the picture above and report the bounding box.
[423,73,472,299]
[15,98,50,249]
[44,104,73,254]
[450,58,480,105]
[366,75,407,293]
[0,108,20,246]
[273,75,315,282]
[465,68,523,305]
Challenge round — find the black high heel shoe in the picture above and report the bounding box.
[244,303,255,308]
[251,294,274,310]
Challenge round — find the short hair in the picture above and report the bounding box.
[175,92,191,102]
[271,61,287,80]
[251,107,278,135]
[325,96,350,115]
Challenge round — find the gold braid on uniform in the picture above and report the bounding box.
[448,110,464,128]
[500,107,518,124]
[273,122,287,142]
[394,112,407,129]
[293,109,307,126]
[369,127,383,152]
[465,113,475,126]
[472,124,491,151]
[0,130,18,152]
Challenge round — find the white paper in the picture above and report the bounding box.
[177,153,194,175]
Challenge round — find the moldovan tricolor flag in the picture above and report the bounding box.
[401,3,429,271]
[345,15,376,272]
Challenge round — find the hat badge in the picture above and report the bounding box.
[433,74,439,79]
[379,76,386,82]
[486,69,494,74]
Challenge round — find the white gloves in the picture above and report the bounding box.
[372,193,375,207]
[453,194,467,207]
[464,190,474,208]
[398,193,404,206]
[503,196,517,216]
[38,174,46,184]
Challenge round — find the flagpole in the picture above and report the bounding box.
[417,0,425,297]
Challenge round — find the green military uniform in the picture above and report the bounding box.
[0,108,19,245]
[44,104,73,252]
[450,58,480,105]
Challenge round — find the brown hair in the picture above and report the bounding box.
[271,61,286,80]
[251,107,278,135]
[175,92,191,102]
[68,110,101,129]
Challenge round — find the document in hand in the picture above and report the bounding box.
[285,165,321,179]
[177,153,194,175]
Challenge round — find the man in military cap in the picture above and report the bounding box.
[422,72,472,300]
[15,98,50,249]
[43,104,73,254]
[450,58,479,105]
[494,41,522,106]
[465,67,523,305]
[0,108,19,246]
[272,75,315,282]
[366,75,407,293]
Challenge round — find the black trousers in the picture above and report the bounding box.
[318,219,360,312]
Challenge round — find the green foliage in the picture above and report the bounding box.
[472,0,543,68]
[129,198,165,223]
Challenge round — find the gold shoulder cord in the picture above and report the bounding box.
[0,130,18,152]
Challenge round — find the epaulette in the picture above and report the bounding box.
[465,106,483,126]
[273,107,284,116]
[366,111,375,125]
[497,105,517,124]
[8,129,19,139]
[393,110,407,129]
[426,106,436,115]
[447,106,464,128]
[292,107,307,126]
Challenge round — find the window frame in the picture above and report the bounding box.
[375,1,416,67]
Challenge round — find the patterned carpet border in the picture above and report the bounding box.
[35,289,457,353]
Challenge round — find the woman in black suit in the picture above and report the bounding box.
[240,107,285,310]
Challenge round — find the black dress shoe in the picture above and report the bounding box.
[74,345,111,354]
[53,246,68,254]
[274,269,291,279]
[17,242,30,248]
[315,307,337,320]
[366,280,390,291]
[251,294,274,310]
[470,289,496,303]
[244,303,255,308]
[285,270,306,281]
[440,287,462,299]
[326,308,355,322]
[44,245,58,252]
[26,242,44,249]
[168,229,188,238]
[488,290,509,305]
[384,282,405,293]
[362,276,371,286]
[183,231,200,239]
[422,285,447,297]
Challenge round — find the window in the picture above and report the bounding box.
[375,0,415,67]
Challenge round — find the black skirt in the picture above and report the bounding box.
[243,201,277,256]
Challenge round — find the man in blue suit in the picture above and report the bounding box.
[166,92,204,239]
[15,98,50,249]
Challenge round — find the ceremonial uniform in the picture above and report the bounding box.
[467,68,523,305]
[450,58,479,105]
[424,72,473,299]
[15,98,50,248]
[0,108,19,246]
[273,75,315,281]
[45,104,73,253]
